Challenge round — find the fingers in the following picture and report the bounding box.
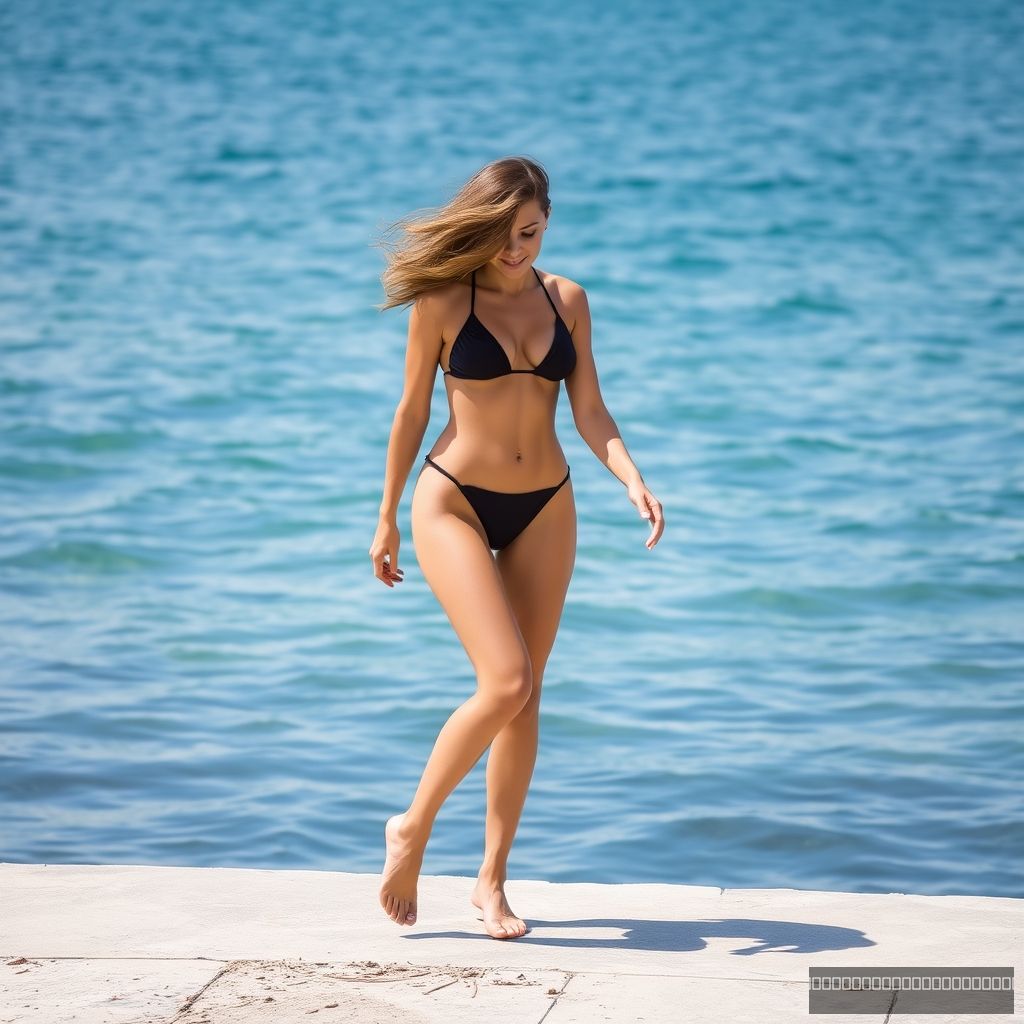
[381,559,404,587]
[641,491,664,550]
[378,565,404,587]
[369,550,405,587]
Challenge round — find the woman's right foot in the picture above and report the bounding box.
[379,812,425,926]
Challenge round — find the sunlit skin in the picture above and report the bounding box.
[370,197,664,939]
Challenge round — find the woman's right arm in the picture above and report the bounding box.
[370,292,445,587]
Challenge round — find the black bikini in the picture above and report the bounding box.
[423,266,576,551]
[442,266,576,381]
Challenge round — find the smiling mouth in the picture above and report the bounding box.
[501,257,525,267]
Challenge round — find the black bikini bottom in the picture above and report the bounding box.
[422,455,570,551]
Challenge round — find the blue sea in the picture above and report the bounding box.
[2,0,1022,899]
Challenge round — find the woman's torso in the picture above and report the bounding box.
[425,267,575,490]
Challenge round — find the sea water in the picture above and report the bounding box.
[1,0,1022,897]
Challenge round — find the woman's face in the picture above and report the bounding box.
[488,199,549,277]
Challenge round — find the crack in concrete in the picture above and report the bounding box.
[534,970,576,1024]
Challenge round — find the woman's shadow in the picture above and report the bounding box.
[409,917,875,954]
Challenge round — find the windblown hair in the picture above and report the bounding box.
[373,155,552,312]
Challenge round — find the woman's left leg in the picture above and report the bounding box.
[472,477,576,938]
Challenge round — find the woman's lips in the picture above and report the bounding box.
[502,257,525,267]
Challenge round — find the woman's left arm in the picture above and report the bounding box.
[562,280,664,550]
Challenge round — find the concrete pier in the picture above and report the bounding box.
[2,862,1020,1022]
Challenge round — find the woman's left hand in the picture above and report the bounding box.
[627,480,664,550]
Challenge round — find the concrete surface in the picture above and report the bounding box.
[1,862,1020,1023]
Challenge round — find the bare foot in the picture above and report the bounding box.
[379,813,424,926]
[470,878,528,939]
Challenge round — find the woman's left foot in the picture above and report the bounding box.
[470,878,528,939]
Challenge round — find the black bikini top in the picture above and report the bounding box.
[442,267,576,381]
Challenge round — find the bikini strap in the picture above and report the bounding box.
[533,266,559,314]
[470,269,476,313]
[423,455,466,495]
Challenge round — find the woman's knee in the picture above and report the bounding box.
[477,655,534,714]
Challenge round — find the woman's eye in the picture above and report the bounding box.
[523,232,536,238]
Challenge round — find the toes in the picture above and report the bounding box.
[381,893,418,925]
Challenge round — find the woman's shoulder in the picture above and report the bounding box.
[409,276,475,346]
[414,275,465,302]
[412,275,471,321]
[537,267,583,290]
[537,268,587,317]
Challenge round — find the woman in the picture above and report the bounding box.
[369,156,664,940]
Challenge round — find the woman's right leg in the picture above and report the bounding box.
[378,466,534,926]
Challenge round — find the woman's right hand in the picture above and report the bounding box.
[369,518,405,588]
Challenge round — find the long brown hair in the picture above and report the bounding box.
[373,155,552,312]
